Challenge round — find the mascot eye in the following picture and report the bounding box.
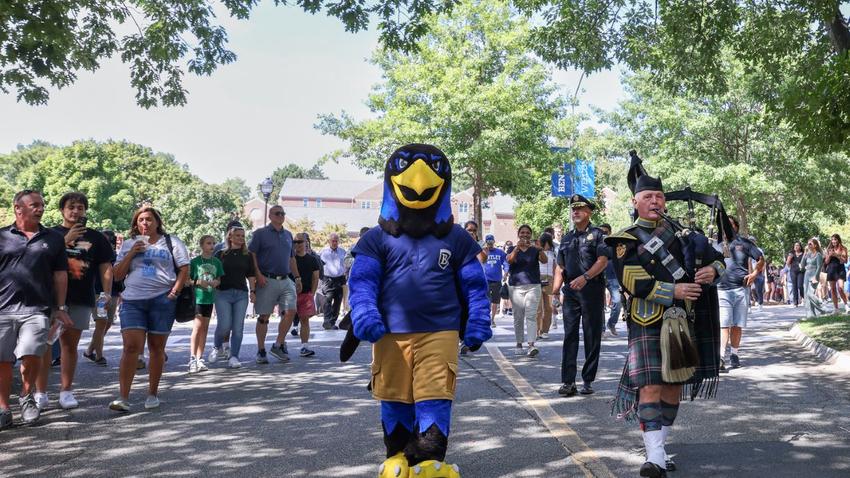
[397,158,408,169]
[430,161,440,172]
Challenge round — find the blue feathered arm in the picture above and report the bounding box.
[349,254,387,343]
[458,259,493,349]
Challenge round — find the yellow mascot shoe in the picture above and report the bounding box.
[378,452,410,478]
[409,460,461,478]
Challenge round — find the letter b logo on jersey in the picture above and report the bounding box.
[438,249,452,269]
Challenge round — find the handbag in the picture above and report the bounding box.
[164,234,195,323]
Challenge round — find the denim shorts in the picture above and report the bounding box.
[119,292,177,335]
[718,287,748,328]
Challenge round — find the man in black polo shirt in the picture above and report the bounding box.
[551,194,609,397]
[0,190,71,428]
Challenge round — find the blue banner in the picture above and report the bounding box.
[551,172,571,197]
[572,159,596,199]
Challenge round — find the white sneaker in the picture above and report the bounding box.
[34,392,48,411]
[539,332,550,339]
[188,357,198,374]
[208,347,221,363]
[527,346,540,358]
[196,358,208,372]
[758,304,764,312]
[58,391,79,410]
[144,395,160,410]
[223,345,231,360]
[844,303,850,313]
[228,356,242,369]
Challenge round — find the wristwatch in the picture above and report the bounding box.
[55,305,69,312]
[582,273,591,281]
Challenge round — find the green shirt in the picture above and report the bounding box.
[190,256,224,305]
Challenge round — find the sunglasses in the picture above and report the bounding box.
[272,211,286,217]
[293,240,305,244]
[466,228,477,233]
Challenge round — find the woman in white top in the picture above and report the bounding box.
[536,233,557,339]
[110,207,189,412]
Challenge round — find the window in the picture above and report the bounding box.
[459,202,469,213]
[361,201,371,209]
[303,198,308,207]
[316,198,322,208]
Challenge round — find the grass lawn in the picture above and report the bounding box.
[798,314,850,352]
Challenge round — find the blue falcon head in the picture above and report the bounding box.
[379,143,454,238]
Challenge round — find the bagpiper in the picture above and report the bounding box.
[605,152,726,477]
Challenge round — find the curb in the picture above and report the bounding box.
[789,321,850,372]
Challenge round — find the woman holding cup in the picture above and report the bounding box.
[110,207,189,412]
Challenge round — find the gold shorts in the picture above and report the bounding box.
[371,330,459,404]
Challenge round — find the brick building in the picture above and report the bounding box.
[243,178,517,242]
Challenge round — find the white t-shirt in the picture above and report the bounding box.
[117,234,190,300]
[539,249,556,277]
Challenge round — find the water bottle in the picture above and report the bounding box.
[48,322,64,345]
[96,292,108,318]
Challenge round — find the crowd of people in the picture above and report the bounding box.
[3,184,848,476]
[0,190,359,426]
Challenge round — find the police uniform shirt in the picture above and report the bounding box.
[556,225,609,281]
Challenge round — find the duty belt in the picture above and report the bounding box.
[630,223,687,281]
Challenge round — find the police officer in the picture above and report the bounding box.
[552,194,609,397]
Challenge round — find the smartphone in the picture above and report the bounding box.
[77,216,87,228]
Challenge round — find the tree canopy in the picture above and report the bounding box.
[3,140,247,252]
[600,65,850,260]
[515,1,850,154]
[0,0,452,107]
[317,0,566,227]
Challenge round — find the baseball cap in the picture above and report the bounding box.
[485,234,495,241]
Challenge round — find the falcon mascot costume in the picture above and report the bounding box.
[346,144,492,478]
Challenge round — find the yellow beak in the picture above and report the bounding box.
[390,159,445,209]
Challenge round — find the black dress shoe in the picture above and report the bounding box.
[666,458,676,472]
[579,383,594,395]
[640,462,667,477]
[558,383,577,397]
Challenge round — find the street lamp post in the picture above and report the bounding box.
[260,177,274,226]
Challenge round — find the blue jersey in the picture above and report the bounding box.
[482,248,507,283]
[352,224,481,333]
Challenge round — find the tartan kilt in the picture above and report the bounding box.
[613,291,721,420]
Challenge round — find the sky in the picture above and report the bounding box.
[0,3,626,188]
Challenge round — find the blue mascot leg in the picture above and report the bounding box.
[382,401,416,458]
[405,399,452,464]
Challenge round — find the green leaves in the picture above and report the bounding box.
[2,140,246,253]
[317,0,566,225]
[0,0,455,107]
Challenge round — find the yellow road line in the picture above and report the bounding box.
[485,343,615,478]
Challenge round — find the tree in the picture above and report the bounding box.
[601,67,850,260]
[221,177,251,203]
[317,0,566,227]
[514,1,850,154]
[157,184,246,254]
[0,0,453,107]
[263,163,327,201]
[7,140,246,247]
[15,142,137,231]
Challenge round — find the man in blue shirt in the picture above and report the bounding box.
[248,205,301,364]
[599,224,622,336]
[479,234,507,326]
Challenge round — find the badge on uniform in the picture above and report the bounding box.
[616,243,626,259]
[644,236,664,254]
[438,249,452,269]
[586,233,593,241]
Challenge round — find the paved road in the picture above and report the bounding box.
[2,304,849,477]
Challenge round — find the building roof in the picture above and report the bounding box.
[280,178,380,200]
